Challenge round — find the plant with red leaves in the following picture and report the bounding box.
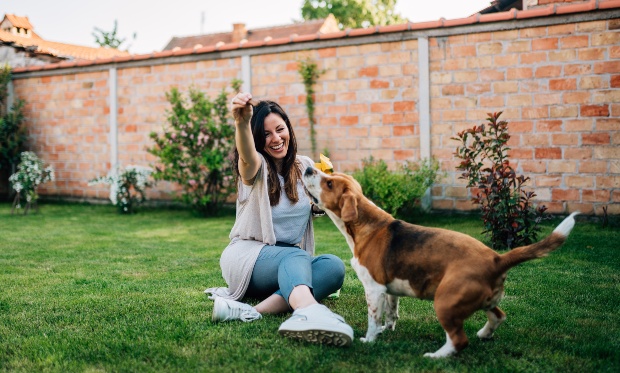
[453,112,550,250]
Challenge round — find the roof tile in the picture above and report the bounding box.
[517,5,557,19]
[479,8,518,23]
[348,26,378,37]
[599,0,620,9]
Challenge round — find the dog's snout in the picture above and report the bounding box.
[305,167,315,176]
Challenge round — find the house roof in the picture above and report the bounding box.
[0,14,130,61]
[12,0,620,73]
[163,15,339,50]
[2,14,34,30]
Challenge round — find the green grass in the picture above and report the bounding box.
[1,202,618,372]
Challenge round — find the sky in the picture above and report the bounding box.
[2,0,492,54]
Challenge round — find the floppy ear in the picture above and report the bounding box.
[339,190,358,222]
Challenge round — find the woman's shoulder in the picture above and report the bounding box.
[296,155,314,168]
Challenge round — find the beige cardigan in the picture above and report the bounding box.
[206,153,315,301]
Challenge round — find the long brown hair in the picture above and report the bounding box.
[232,100,300,206]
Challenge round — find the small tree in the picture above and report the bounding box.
[352,157,440,218]
[92,20,136,50]
[148,82,239,216]
[453,112,551,250]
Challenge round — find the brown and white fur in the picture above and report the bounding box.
[303,167,578,358]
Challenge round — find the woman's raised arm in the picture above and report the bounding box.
[231,92,261,184]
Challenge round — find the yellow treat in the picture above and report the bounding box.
[314,153,334,174]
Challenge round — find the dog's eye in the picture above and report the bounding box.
[326,180,333,189]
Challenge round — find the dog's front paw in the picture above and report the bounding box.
[360,335,377,343]
[383,321,396,331]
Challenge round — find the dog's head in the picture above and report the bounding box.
[303,167,362,223]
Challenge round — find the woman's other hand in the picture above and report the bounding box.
[231,92,253,124]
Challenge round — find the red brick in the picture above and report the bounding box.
[340,116,358,126]
[611,75,620,88]
[582,133,610,145]
[394,101,415,112]
[552,189,580,202]
[383,113,405,124]
[442,85,465,96]
[564,148,592,160]
[370,80,390,89]
[535,65,562,78]
[533,38,558,50]
[359,66,378,77]
[393,126,414,136]
[552,134,578,145]
[535,148,562,159]
[580,105,610,117]
[537,120,562,132]
[394,149,414,160]
[560,35,589,48]
[582,190,610,202]
[594,61,620,74]
[549,78,577,91]
[370,103,391,113]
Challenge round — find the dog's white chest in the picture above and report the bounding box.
[386,278,419,298]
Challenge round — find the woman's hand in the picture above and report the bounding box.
[231,92,253,124]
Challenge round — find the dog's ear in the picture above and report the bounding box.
[340,190,358,222]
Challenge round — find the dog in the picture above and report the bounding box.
[302,167,578,358]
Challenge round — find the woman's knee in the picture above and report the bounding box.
[314,254,345,285]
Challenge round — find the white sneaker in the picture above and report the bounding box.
[278,304,353,347]
[212,297,262,322]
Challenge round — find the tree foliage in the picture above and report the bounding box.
[301,0,406,29]
[92,19,135,50]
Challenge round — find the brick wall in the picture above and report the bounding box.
[11,11,620,215]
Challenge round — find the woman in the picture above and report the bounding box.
[205,92,353,347]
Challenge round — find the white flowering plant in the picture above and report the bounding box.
[89,165,154,214]
[9,151,55,214]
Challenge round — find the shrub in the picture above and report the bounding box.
[148,83,238,216]
[89,165,154,214]
[453,111,551,250]
[352,157,440,218]
[0,65,27,187]
[9,151,54,214]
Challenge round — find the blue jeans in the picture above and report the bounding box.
[245,243,345,306]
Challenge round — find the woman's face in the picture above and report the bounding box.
[263,113,290,161]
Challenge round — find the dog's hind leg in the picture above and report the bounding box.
[383,294,399,331]
[477,306,506,339]
[424,283,475,358]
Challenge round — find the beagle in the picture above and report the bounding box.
[303,167,578,358]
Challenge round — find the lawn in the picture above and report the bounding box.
[1,202,618,372]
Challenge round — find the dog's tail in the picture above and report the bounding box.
[496,212,579,273]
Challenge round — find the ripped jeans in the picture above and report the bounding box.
[245,243,345,306]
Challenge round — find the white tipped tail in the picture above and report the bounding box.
[553,212,580,237]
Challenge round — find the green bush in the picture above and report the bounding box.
[148,82,239,216]
[89,165,154,214]
[0,65,27,183]
[453,111,551,250]
[352,157,440,218]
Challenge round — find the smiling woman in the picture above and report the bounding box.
[205,92,353,347]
